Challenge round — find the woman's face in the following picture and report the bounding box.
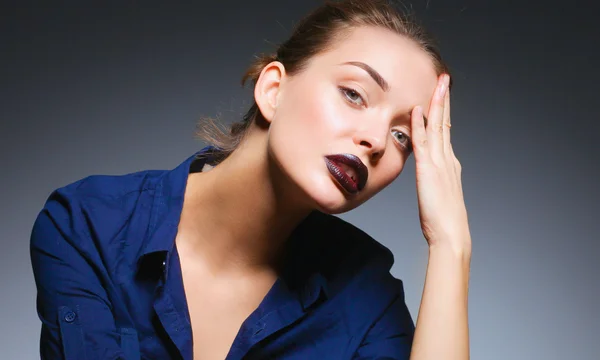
[258,25,439,214]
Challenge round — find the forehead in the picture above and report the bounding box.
[309,25,439,112]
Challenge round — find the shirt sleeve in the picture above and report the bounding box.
[352,286,415,360]
[30,192,127,360]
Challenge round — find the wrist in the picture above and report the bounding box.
[429,234,472,260]
[427,240,472,285]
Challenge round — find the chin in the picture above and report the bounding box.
[303,175,367,215]
[276,155,369,214]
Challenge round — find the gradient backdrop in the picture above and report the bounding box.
[2,1,598,359]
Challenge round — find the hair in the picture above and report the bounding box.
[195,0,451,164]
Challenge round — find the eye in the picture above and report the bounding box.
[392,129,412,152]
[339,86,365,107]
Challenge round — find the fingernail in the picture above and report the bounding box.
[415,105,422,117]
[415,106,426,126]
[438,75,448,98]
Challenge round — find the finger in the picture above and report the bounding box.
[449,143,462,192]
[427,74,449,162]
[454,155,464,196]
[410,105,429,163]
[443,90,452,155]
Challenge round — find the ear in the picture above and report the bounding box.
[254,61,285,123]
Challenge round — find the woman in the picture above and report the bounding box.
[30,0,471,359]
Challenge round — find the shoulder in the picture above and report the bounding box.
[54,167,165,202]
[42,168,164,224]
[290,211,413,339]
[289,211,405,301]
[31,168,169,264]
[292,211,396,279]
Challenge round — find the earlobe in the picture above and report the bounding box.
[254,61,285,123]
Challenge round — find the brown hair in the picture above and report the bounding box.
[195,0,451,164]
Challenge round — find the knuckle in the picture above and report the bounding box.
[454,159,462,170]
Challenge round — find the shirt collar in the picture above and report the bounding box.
[137,146,214,261]
[280,211,333,308]
[299,272,328,310]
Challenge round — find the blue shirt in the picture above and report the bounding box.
[30,148,415,360]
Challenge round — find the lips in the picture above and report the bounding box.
[324,154,368,194]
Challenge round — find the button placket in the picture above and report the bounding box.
[58,306,86,359]
[253,321,266,337]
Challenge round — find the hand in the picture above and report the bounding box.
[411,74,471,252]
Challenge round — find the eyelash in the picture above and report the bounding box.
[392,130,412,153]
[339,86,412,153]
[339,86,365,107]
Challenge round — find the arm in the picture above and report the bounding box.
[30,193,128,360]
[354,74,470,360]
[350,246,470,360]
[352,280,415,359]
[409,74,471,360]
[410,244,471,359]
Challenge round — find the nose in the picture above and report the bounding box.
[353,129,386,161]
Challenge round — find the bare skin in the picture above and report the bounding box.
[175,25,470,360]
[409,78,471,359]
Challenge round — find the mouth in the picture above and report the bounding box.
[324,154,368,195]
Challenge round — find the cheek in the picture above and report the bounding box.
[271,84,351,152]
[370,154,406,191]
[315,89,356,141]
[336,159,406,213]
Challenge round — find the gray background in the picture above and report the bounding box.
[2,0,598,359]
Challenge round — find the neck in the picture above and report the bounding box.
[178,133,314,275]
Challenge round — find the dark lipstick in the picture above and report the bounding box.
[324,154,368,194]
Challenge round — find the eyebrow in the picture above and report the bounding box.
[341,61,390,92]
[342,61,428,126]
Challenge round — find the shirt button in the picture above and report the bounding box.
[64,311,76,323]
